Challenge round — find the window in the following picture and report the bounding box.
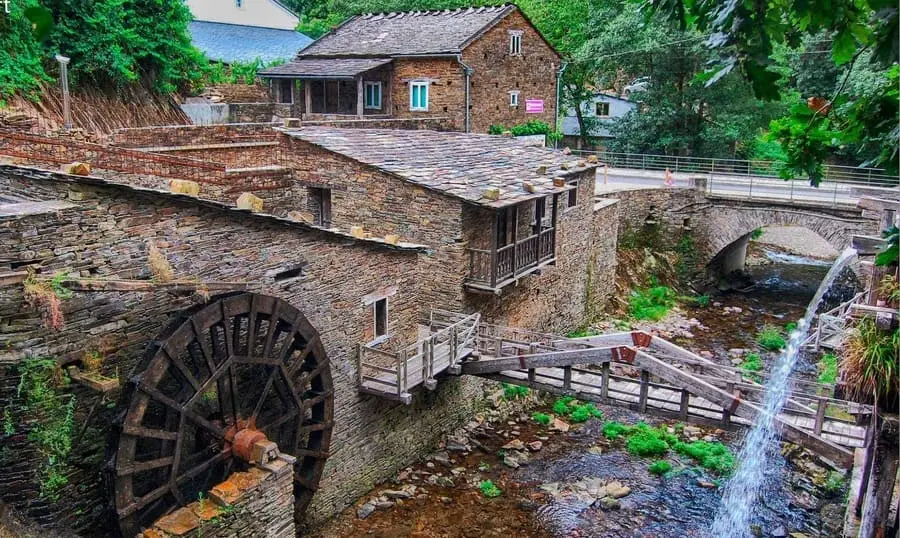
[307,187,331,227]
[509,91,519,107]
[567,180,578,209]
[595,101,610,117]
[374,297,388,338]
[278,79,293,104]
[509,31,522,55]
[235,0,242,6]
[364,81,381,109]
[410,81,429,111]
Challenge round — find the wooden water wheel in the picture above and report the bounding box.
[108,293,333,537]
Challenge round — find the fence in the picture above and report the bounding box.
[576,150,900,188]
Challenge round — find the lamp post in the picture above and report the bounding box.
[55,55,72,130]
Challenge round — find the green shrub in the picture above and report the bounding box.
[567,327,600,338]
[750,228,764,240]
[602,421,633,440]
[552,396,576,415]
[502,383,529,400]
[817,353,838,384]
[629,286,677,321]
[740,352,763,373]
[784,321,798,334]
[648,460,672,475]
[822,470,845,496]
[694,294,711,307]
[672,440,736,474]
[509,120,553,136]
[569,403,603,423]
[488,124,505,135]
[479,480,502,498]
[756,326,786,351]
[626,428,670,457]
[531,412,551,425]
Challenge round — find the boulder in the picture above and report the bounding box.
[169,179,200,196]
[236,192,263,212]
[357,503,376,519]
[61,161,91,176]
[483,187,501,201]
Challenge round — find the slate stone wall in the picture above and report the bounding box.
[462,9,561,134]
[111,124,278,149]
[0,166,490,534]
[390,58,467,131]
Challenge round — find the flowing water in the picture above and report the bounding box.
[708,247,858,537]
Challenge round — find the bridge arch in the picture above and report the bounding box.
[689,200,878,275]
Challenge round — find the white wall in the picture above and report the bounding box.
[186,0,299,30]
[562,95,636,137]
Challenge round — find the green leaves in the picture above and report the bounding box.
[875,226,899,267]
[831,28,856,65]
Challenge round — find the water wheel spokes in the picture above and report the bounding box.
[110,293,334,536]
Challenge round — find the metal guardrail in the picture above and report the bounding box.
[574,150,900,187]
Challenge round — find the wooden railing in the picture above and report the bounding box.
[467,227,556,290]
[357,310,480,403]
[802,292,867,351]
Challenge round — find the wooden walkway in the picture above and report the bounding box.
[357,314,874,467]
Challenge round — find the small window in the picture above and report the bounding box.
[307,187,331,227]
[235,0,243,7]
[364,81,381,109]
[509,91,519,107]
[567,180,578,209]
[374,297,388,338]
[410,81,429,111]
[509,31,522,55]
[595,102,610,117]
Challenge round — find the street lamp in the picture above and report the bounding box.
[55,54,72,130]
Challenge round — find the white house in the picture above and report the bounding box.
[186,0,312,63]
[561,93,636,147]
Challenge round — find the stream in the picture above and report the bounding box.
[311,248,855,538]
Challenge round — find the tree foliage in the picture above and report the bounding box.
[648,0,899,182]
[0,0,204,99]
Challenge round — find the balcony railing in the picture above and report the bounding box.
[466,227,556,291]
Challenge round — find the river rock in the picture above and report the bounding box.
[587,445,603,455]
[770,524,788,537]
[446,439,470,452]
[502,455,520,469]
[528,440,543,451]
[599,496,621,510]
[606,481,631,498]
[502,439,525,450]
[433,451,453,467]
[790,490,820,510]
[357,503,376,519]
[383,487,415,500]
[729,348,746,357]
[699,350,714,359]
[550,418,570,432]
[373,500,395,509]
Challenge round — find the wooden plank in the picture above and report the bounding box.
[638,370,649,413]
[461,346,616,375]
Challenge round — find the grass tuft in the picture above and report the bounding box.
[502,383,529,400]
[531,412,551,426]
[629,286,677,321]
[756,325,786,351]
[817,353,838,385]
[479,480,502,498]
[648,460,673,475]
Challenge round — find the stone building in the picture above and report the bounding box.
[258,4,562,133]
[0,123,618,536]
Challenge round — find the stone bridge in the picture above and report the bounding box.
[597,185,883,277]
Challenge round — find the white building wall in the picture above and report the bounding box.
[562,95,636,138]
[186,0,299,30]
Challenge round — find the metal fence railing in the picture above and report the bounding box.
[573,150,900,188]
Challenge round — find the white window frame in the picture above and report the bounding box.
[509,31,523,55]
[509,91,520,107]
[595,101,610,117]
[364,81,382,110]
[373,297,389,341]
[410,81,429,111]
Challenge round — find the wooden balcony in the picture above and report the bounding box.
[466,227,556,292]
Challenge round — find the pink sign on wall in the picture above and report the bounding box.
[525,99,544,114]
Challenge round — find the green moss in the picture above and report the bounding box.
[629,285,677,321]
[567,327,600,338]
[602,421,633,440]
[672,440,736,474]
[627,429,669,457]
[531,412,551,425]
[648,460,673,475]
[552,396,576,415]
[479,480,502,498]
[822,470,846,496]
[569,403,603,423]
[756,326,786,351]
[502,383,529,400]
[750,228,764,240]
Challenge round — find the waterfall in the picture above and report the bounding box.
[709,247,858,537]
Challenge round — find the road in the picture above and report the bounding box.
[595,168,860,207]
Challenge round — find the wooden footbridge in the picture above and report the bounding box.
[358,310,874,467]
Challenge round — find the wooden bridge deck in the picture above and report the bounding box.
[357,314,874,467]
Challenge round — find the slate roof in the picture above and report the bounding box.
[260,57,392,78]
[281,127,594,208]
[189,21,313,64]
[297,5,515,57]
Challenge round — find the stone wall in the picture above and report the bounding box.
[462,9,560,133]
[204,83,272,104]
[111,123,279,148]
[596,186,706,251]
[0,165,492,534]
[298,116,456,131]
[229,103,296,123]
[390,58,466,131]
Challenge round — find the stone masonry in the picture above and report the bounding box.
[0,165,493,534]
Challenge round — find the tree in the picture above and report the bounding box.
[648,0,899,183]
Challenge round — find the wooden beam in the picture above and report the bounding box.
[356,76,364,118]
[460,346,616,375]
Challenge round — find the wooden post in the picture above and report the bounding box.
[638,370,649,413]
[449,326,458,366]
[356,76,364,118]
[490,212,498,288]
[527,343,536,382]
[679,389,690,420]
[357,344,364,387]
[722,382,734,425]
[600,362,610,401]
[511,205,519,278]
[563,366,572,391]
[397,349,406,397]
[304,81,312,116]
[814,397,827,436]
